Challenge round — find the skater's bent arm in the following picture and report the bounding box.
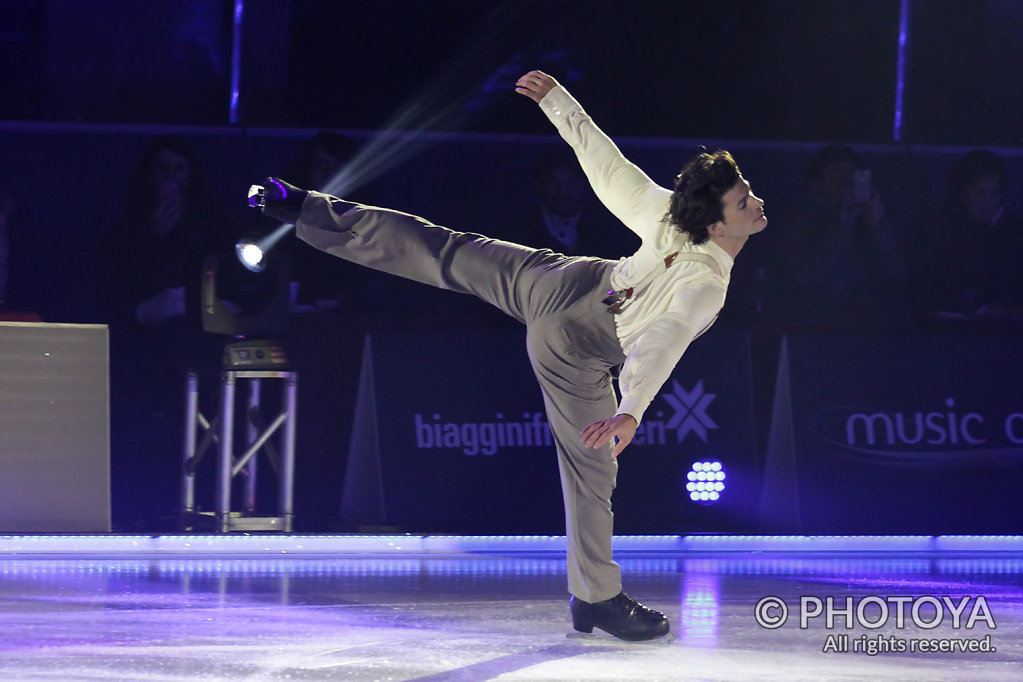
[580,286,718,458]
[616,284,723,425]
[515,70,669,242]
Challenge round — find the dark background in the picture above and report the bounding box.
[0,0,1020,533]
[2,0,1021,144]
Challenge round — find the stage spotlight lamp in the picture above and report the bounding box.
[687,460,726,505]
[235,238,266,273]
[238,184,297,274]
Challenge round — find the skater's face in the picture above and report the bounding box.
[709,178,767,240]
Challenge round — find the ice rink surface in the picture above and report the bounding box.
[0,543,1020,681]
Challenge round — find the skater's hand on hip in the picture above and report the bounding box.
[515,70,560,103]
[581,414,638,459]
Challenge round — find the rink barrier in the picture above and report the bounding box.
[0,534,1020,557]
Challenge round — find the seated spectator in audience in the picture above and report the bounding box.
[284,130,358,192]
[910,149,1023,320]
[495,148,639,260]
[286,132,488,320]
[768,144,909,333]
[278,131,364,312]
[98,134,231,530]
[99,134,231,335]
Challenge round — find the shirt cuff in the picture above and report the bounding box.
[539,85,583,122]
[617,394,651,426]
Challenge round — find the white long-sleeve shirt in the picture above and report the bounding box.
[539,85,733,424]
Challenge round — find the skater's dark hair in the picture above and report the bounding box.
[665,149,742,245]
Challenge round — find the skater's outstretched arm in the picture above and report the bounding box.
[515,70,671,244]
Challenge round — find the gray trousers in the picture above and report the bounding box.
[298,195,627,602]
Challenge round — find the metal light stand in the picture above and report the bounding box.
[181,344,297,532]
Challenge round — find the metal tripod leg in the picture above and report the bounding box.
[182,372,199,517]
[216,372,236,533]
[245,379,260,514]
[279,373,298,532]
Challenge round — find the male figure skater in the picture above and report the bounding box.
[250,71,766,641]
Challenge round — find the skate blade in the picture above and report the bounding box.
[566,630,676,646]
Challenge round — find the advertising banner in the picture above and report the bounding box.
[341,330,759,534]
[763,334,1023,534]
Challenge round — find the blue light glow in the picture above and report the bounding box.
[893,0,909,140]
[229,0,243,124]
[687,460,726,504]
[5,555,1021,579]
[0,534,1019,557]
[680,575,719,644]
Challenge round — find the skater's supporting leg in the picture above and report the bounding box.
[524,277,626,603]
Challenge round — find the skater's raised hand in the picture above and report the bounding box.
[515,70,560,104]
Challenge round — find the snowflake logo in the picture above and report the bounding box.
[661,379,718,443]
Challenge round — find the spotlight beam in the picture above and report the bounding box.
[237,220,296,272]
[320,2,530,199]
[241,1,561,269]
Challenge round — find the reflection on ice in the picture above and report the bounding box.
[0,544,1020,681]
[680,573,719,645]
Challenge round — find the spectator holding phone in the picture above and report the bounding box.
[767,143,909,332]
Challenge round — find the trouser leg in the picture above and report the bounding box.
[525,272,626,603]
[296,193,627,600]
[297,193,546,323]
